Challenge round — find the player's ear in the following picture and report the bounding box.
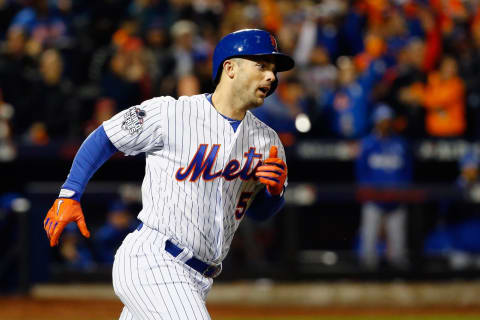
[223,59,236,79]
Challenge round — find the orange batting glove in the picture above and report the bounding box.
[255,146,287,196]
[43,198,90,247]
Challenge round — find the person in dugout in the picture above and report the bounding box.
[355,103,413,270]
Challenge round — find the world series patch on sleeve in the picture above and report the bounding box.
[122,107,146,135]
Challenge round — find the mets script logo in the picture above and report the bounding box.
[176,144,263,182]
[122,107,146,135]
[270,35,278,52]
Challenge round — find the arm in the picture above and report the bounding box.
[421,10,442,72]
[44,98,165,247]
[43,125,118,247]
[253,145,288,221]
[358,58,387,92]
[246,187,285,221]
[61,125,118,201]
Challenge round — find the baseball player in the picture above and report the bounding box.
[356,104,412,270]
[43,29,294,319]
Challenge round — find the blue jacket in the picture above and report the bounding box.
[323,60,386,138]
[356,133,412,186]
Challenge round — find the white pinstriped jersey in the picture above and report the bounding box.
[103,94,287,264]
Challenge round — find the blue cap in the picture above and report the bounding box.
[372,103,394,124]
[212,29,294,95]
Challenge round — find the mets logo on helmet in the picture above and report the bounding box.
[270,35,278,52]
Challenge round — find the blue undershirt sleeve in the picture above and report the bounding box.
[61,125,118,201]
[246,187,285,221]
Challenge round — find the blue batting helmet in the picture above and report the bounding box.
[212,29,295,96]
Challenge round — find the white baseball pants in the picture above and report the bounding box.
[112,224,213,320]
[360,202,408,269]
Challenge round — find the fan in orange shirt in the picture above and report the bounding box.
[411,55,466,137]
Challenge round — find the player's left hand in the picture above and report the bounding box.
[255,146,287,196]
[43,198,90,247]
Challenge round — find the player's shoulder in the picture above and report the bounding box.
[246,111,278,136]
[137,94,206,111]
[135,96,176,111]
[247,111,283,144]
[157,94,210,111]
[177,93,207,103]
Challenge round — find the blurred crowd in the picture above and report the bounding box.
[3,0,480,273]
[54,199,138,271]
[2,0,480,151]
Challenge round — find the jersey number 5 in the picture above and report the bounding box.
[235,192,253,220]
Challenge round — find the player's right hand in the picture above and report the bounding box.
[43,198,90,247]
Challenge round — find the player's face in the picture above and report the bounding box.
[233,57,277,108]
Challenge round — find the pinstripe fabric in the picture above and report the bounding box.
[119,307,134,320]
[105,94,286,319]
[103,94,286,264]
[113,224,212,320]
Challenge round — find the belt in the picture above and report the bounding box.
[136,222,221,278]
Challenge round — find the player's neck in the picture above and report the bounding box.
[211,88,248,120]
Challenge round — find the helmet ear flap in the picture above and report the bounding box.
[213,65,222,85]
[213,58,232,85]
